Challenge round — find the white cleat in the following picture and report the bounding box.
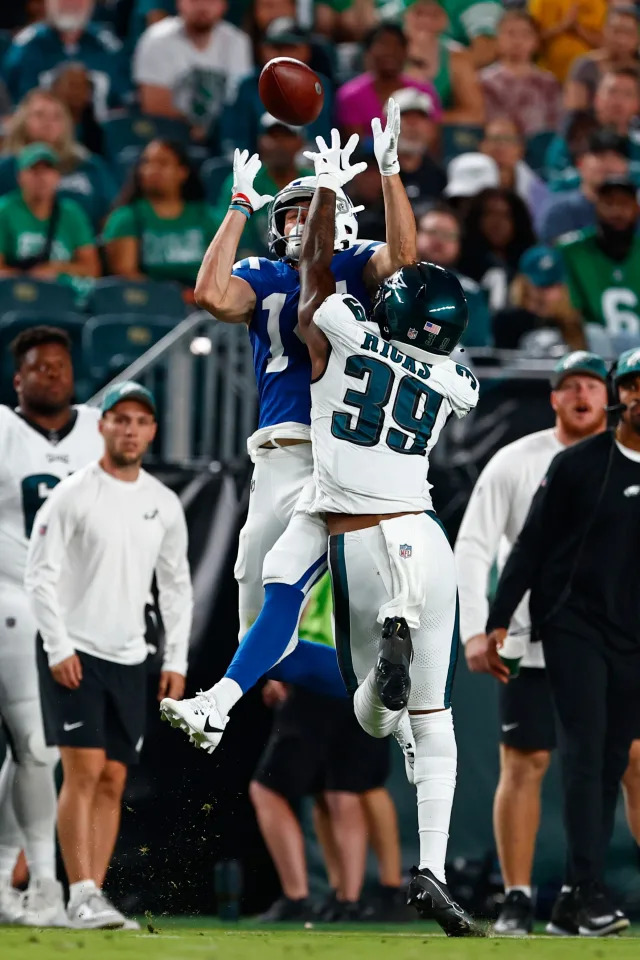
[119,916,141,930]
[21,878,69,927]
[0,881,25,924]
[392,710,415,785]
[67,890,125,930]
[160,690,228,754]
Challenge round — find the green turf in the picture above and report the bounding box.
[3,921,640,960]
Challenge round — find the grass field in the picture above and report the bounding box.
[3,920,640,960]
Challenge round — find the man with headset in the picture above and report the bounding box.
[486,348,640,938]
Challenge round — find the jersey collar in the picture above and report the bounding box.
[14,408,78,446]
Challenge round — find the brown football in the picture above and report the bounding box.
[258,57,324,127]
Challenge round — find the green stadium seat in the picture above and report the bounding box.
[83,313,175,387]
[441,124,485,165]
[525,130,555,177]
[87,278,185,319]
[0,310,88,404]
[0,278,77,317]
[102,114,193,183]
[200,157,233,206]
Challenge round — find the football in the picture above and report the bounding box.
[258,57,324,127]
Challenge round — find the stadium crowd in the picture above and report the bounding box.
[1,0,640,937]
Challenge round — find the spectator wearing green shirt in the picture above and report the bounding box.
[215,115,312,259]
[0,90,118,230]
[0,143,100,282]
[559,176,640,349]
[102,139,218,301]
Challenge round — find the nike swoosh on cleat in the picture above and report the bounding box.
[203,717,224,734]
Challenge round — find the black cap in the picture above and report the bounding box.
[596,175,637,196]
[586,129,630,158]
[263,17,311,45]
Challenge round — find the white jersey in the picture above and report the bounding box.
[309,293,479,515]
[454,428,565,668]
[25,462,192,673]
[0,405,102,587]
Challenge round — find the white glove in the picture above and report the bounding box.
[372,97,400,177]
[303,129,368,193]
[231,149,274,214]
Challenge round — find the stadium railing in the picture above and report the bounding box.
[89,323,579,466]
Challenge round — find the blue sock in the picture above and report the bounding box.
[267,640,348,699]
[226,582,304,693]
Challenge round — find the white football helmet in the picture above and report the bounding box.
[267,176,361,262]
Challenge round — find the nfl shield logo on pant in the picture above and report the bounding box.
[399,544,412,559]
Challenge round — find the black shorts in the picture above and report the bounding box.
[253,688,390,799]
[499,667,556,752]
[36,635,147,766]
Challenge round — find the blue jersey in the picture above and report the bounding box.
[232,242,382,430]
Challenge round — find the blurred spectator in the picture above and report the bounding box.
[480,9,561,137]
[3,0,130,119]
[0,1,44,30]
[544,107,599,193]
[540,130,630,244]
[480,117,551,234]
[102,138,216,298]
[565,5,640,112]
[545,68,640,192]
[416,202,492,346]
[348,143,386,241]
[403,0,485,125]
[127,0,176,49]
[335,23,441,139]
[50,61,105,157]
[443,151,499,202]
[559,176,640,339]
[0,143,100,281]
[220,18,332,157]
[457,186,536,311]
[133,0,252,142]
[215,114,312,259]
[243,0,295,53]
[0,90,118,229]
[492,245,585,350]
[529,0,606,83]
[390,88,445,203]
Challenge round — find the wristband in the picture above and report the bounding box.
[316,171,341,194]
[229,204,251,220]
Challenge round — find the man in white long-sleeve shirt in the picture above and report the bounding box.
[454,351,612,935]
[25,381,193,930]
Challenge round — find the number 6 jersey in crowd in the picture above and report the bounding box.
[0,405,102,587]
[309,293,479,515]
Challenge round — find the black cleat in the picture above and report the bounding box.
[546,889,579,936]
[375,617,413,710]
[493,890,533,936]
[258,896,312,922]
[575,882,629,937]
[407,866,486,937]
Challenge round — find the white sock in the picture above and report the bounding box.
[13,762,57,880]
[0,845,19,881]
[411,709,457,885]
[353,670,402,738]
[69,879,97,905]
[0,756,23,880]
[506,885,532,899]
[209,678,243,718]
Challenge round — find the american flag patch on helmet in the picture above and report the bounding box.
[424,320,441,334]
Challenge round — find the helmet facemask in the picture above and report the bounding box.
[267,178,361,263]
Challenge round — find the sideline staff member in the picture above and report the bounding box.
[25,382,193,930]
[486,349,640,937]
[455,351,610,937]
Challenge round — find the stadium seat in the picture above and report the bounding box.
[102,114,194,182]
[441,125,485,165]
[0,310,88,404]
[525,131,555,177]
[200,157,233,206]
[87,278,186,319]
[0,278,77,317]
[83,313,176,387]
